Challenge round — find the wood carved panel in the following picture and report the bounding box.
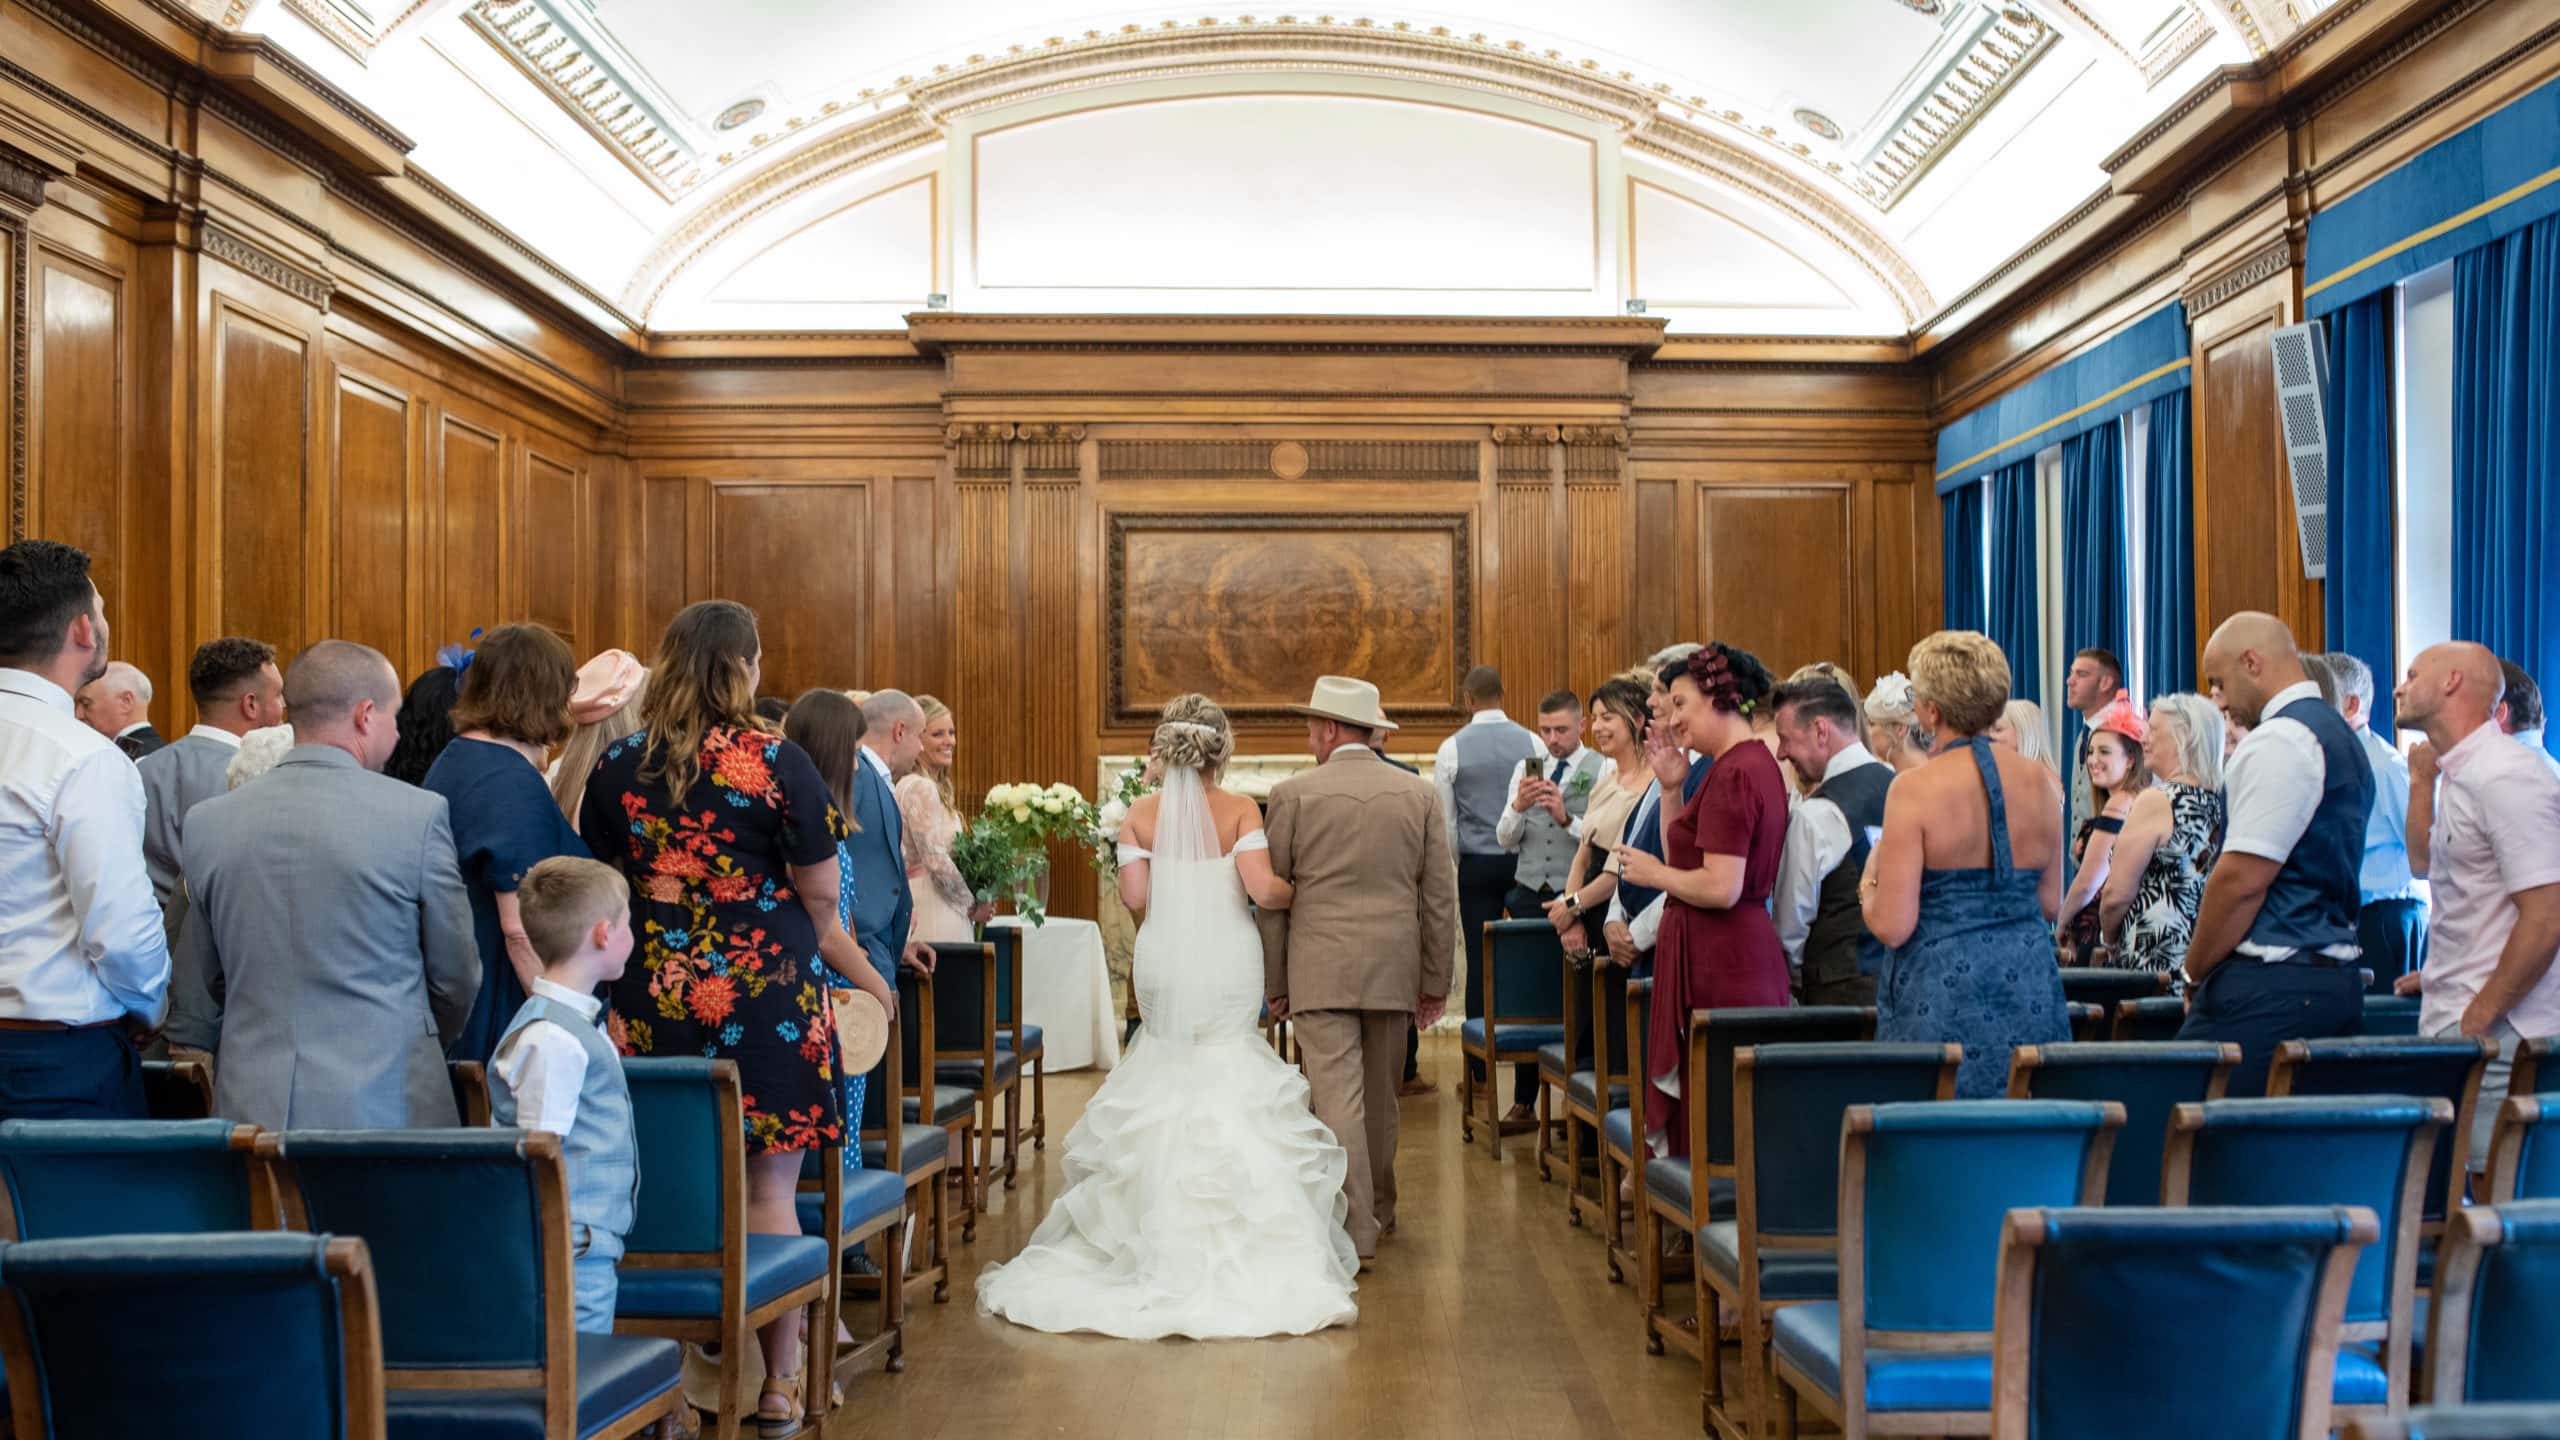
[2197,314,2319,644]
[330,369,411,665]
[214,305,310,654]
[523,447,581,650]
[708,481,868,702]
[1697,486,1854,681]
[1106,512,1472,727]
[32,255,122,606]
[638,475,693,646]
[437,413,504,648]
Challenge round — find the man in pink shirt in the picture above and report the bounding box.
[2394,641,2560,1172]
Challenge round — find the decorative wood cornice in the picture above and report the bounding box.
[0,151,50,212]
[464,0,702,200]
[5,208,29,541]
[909,314,1670,356]
[2181,235,2293,316]
[946,422,1014,478]
[200,222,334,309]
[1847,6,2056,210]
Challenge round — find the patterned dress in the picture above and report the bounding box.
[2117,782,2227,992]
[580,726,844,1154]
[817,841,866,1171]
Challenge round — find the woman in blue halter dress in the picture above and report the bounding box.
[1862,632,2070,1098]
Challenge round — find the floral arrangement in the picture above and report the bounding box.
[951,781,1106,927]
[1088,764,1158,878]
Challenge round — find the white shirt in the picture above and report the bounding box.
[1772,743,1881,966]
[2224,680,2359,961]
[2511,728,2560,781]
[181,725,244,750]
[113,721,149,742]
[1434,708,1514,848]
[0,670,171,1024]
[859,745,895,784]
[489,978,603,1136]
[1494,745,1605,850]
[2418,722,2560,1038]
[1327,743,1374,760]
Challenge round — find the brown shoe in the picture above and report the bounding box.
[1398,1077,1435,1097]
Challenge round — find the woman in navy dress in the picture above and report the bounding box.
[1861,630,2070,1097]
[424,624,590,1063]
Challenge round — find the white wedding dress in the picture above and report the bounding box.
[975,766,1360,1339]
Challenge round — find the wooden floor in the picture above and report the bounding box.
[823,1035,1710,1440]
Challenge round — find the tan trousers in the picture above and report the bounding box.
[1294,1008,1406,1256]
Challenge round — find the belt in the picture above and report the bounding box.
[2234,949,2353,968]
[0,1016,122,1032]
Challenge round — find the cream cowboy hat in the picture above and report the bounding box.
[830,988,889,1076]
[1290,675,1398,732]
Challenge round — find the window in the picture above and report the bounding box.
[2393,260,2455,716]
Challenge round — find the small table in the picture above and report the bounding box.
[990,916,1122,1073]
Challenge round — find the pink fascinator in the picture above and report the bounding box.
[569,649,644,725]
[2090,689,2148,745]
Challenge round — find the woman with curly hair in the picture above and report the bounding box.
[1614,642,1792,1157]
[577,599,875,1430]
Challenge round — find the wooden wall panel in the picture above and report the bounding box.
[30,253,123,608]
[1631,476,1679,661]
[637,475,693,649]
[1021,481,1081,784]
[329,368,412,665]
[2193,308,2319,647]
[1494,481,1564,702]
[436,414,503,648]
[1697,486,1855,680]
[885,474,942,701]
[1566,476,1627,690]
[707,481,868,701]
[523,447,581,650]
[213,305,310,655]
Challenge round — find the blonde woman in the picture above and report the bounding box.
[2100,694,2227,989]
[1863,672,1930,773]
[1989,698,2057,774]
[913,695,959,812]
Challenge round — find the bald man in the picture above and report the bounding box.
[2395,643,2560,1173]
[2177,613,2374,1095]
[75,661,162,760]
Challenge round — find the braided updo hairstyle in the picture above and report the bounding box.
[1684,641,1776,717]
[1152,693,1235,777]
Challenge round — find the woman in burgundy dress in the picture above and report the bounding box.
[1615,642,1790,1157]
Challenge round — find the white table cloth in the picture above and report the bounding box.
[992,916,1122,1073]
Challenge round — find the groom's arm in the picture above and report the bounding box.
[1417,789,1458,1001]
[1257,788,1296,1004]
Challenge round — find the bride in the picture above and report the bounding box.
[976,693,1361,1339]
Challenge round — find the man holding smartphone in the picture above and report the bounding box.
[1769,676,1897,1005]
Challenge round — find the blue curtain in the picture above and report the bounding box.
[2452,212,2560,764]
[1941,481,1986,633]
[1988,459,2042,705]
[2324,293,2398,736]
[2142,389,2197,699]
[2062,420,2129,688]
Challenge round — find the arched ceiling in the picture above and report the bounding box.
[232,0,2275,334]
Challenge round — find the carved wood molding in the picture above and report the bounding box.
[1492,424,1558,483]
[1103,509,1476,727]
[2183,236,2294,318]
[1096,438,1477,482]
[1563,424,1629,485]
[4,208,27,542]
[1019,421,1086,476]
[0,150,47,213]
[946,421,1013,477]
[199,224,333,311]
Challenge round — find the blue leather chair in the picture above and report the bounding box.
[0,1232,388,1440]
[987,926,1045,1174]
[1768,1098,2120,1439]
[2164,1095,2450,1425]
[796,1141,905,1385]
[1460,919,1566,1160]
[864,981,952,1306]
[2488,1098,2560,1203]
[2271,1037,2496,1267]
[1600,976,1651,1286]
[1701,1043,1958,1439]
[1562,956,1632,1235]
[2055,966,2165,1026]
[265,1129,684,1440]
[2350,1405,2560,1439]
[1990,1205,2376,1440]
[1535,945,1595,1186]
[2006,1041,2238,1206]
[902,962,981,1242]
[931,940,1019,1200]
[2362,995,2426,1037]
[448,1062,491,1127]
[615,1060,831,1440]
[139,1057,215,1119]
[2426,1200,2560,1405]
[2512,1038,2560,1098]
[1649,1006,1874,1371]
[2110,995,2189,1042]
[0,1118,272,1240]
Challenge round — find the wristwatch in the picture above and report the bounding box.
[1565,893,1583,914]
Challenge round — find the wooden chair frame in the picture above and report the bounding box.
[265,1129,686,1440]
[1600,977,1653,1287]
[1535,945,1592,1184]
[2269,1038,2493,1251]
[1564,959,1631,1234]
[2486,1096,2550,1204]
[2424,1203,2514,1406]
[2161,1095,2449,1424]
[610,1067,830,1440]
[140,1055,216,1118]
[2004,1042,2240,1202]
[986,931,1041,1182]
[1460,921,1567,1160]
[450,1059,492,1126]
[0,1234,392,1440]
[801,1140,906,1384]
[1772,1098,2115,1440]
[2510,1036,2554,1098]
[936,941,1022,1199]
[906,968,981,1244]
[1640,1013,1724,1367]
[867,991,951,1308]
[1712,1045,1960,1440]
[1987,1208,2368,1440]
[0,1122,279,1240]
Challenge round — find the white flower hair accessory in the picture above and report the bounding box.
[1865,671,1916,716]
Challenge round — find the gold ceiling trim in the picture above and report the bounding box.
[622,20,1935,324]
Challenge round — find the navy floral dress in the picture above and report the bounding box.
[580,725,843,1154]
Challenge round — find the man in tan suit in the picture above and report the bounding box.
[1259,676,1459,1260]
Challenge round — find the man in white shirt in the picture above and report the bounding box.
[1432,666,1540,1113]
[2495,658,2560,781]
[1769,676,1895,1005]
[74,661,162,760]
[0,540,171,1119]
[2394,642,2560,1172]
[1496,690,1605,920]
[2324,652,2426,992]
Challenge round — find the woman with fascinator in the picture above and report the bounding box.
[978,693,1361,1340]
[1613,642,1792,1159]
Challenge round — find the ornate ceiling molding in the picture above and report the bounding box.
[621,19,1937,323]
[464,0,704,198]
[1850,5,2056,207]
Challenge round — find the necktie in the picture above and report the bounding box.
[1549,757,1568,785]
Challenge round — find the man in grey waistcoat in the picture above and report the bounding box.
[138,637,284,906]
[175,639,480,1129]
[1433,666,1543,1124]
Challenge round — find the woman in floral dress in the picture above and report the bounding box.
[578,599,891,1432]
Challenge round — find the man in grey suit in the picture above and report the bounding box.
[174,640,480,1129]
[138,637,284,905]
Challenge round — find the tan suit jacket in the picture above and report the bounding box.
[1257,747,1459,1012]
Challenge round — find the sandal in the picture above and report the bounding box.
[756,1373,804,1439]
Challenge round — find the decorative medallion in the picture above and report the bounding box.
[1269,440,1309,481]
[1793,108,1844,143]
[714,98,765,132]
